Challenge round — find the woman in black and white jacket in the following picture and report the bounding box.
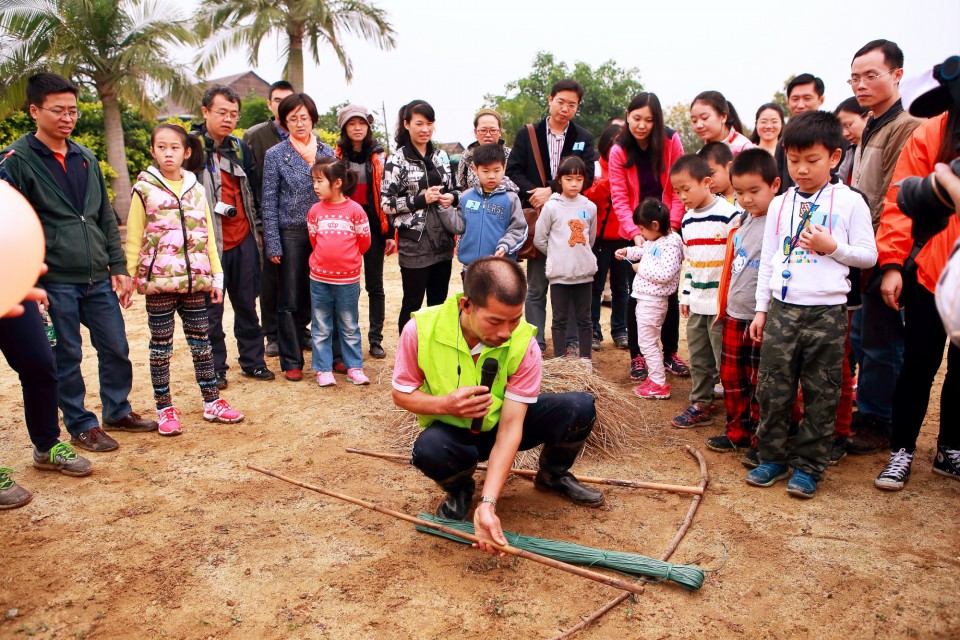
[381,100,461,332]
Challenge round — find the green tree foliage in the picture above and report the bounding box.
[316,100,349,133]
[238,91,271,130]
[664,101,702,154]
[195,0,396,93]
[772,75,795,118]
[484,51,644,144]
[0,0,199,220]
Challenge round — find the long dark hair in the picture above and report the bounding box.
[312,157,359,198]
[618,92,666,175]
[749,103,785,144]
[337,121,376,156]
[692,90,746,137]
[938,103,960,164]
[394,100,435,150]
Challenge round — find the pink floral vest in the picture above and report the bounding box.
[132,168,213,295]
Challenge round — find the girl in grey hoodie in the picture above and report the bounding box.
[533,157,598,360]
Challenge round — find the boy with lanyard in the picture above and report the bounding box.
[747,111,877,498]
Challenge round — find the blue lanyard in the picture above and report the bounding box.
[779,184,828,300]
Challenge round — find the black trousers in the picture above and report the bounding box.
[398,260,452,334]
[260,255,310,344]
[890,285,960,453]
[627,267,679,358]
[276,228,313,371]
[208,232,266,373]
[550,282,593,359]
[411,392,595,481]
[363,233,387,345]
[0,301,61,452]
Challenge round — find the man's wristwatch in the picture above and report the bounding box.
[479,496,497,509]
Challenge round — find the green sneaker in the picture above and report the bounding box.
[33,443,93,477]
[0,468,32,509]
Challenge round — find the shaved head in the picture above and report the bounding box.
[463,256,527,308]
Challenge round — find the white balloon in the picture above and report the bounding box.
[0,181,45,317]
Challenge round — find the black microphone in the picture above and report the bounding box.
[471,357,499,434]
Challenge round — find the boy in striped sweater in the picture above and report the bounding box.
[670,155,738,428]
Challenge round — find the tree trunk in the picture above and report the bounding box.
[287,26,305,93]
[99,91,132,224]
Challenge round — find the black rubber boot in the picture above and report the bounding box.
[534,440,604,507]
[435,466,476,521]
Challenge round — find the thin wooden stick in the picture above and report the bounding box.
[344,447,705,496]
[550,445,709,640]
[247,464,645,596]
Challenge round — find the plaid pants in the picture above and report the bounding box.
[720,316,760,445]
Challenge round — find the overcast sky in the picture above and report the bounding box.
[182,0,959,145]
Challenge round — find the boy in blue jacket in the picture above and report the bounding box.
[454,144,527,272]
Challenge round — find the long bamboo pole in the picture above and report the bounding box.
[247,464,645,596]
[344,448,704,496]
[550,445,710,639]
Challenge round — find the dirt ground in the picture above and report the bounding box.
[0,257,956,640]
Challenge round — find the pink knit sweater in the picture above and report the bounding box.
[306,199,372,284]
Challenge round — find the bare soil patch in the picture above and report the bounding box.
[1,257,956,639]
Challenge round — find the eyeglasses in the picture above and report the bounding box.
[40,107,81,120]
[476,128,500,135]
[847,70,898,86]
[213,109,240,121]
[286,115,313,126]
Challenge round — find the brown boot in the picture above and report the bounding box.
[103,411,158,433]
[71,427,119,452]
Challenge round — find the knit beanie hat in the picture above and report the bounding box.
[472,107,502,128]
[337,104,374,130]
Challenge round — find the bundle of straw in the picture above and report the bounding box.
[387,358,647,462]
[416,513,705,590]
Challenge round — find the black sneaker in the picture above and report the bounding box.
[663,352,690,377]
[933,446,960,482]
[591,332,601,352]
[705,434,751,452]
[629,355,648,381]
[828,436,849,466]
[875,448,913,491]
[216,372,228,390]
[741,447,759,469]
[241,367,276,381]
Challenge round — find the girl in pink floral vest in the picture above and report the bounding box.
[125,125,244,435]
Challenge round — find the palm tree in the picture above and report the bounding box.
[0,0,197,221]
[195,0,396,93]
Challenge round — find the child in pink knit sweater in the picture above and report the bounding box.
[307,158,372,387]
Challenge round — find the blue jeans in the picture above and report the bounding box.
[44,279,133,435]
[310,280,363,371]
[858,288,904,421]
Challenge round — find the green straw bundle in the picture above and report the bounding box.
[416,513,705,590]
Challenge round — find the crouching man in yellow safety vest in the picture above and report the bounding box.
[391,256,604,554]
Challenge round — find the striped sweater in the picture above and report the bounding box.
[680,196,739,315]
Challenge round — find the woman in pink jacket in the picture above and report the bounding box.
[608,92,688,382]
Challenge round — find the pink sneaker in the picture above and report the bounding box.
[157,406,182,436]
[317,371,336,387]
[202,398,244,424]
[634,379,671,400]
[346,368,370,386]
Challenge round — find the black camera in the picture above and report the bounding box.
[214,202,238,218]
[896,55,960,244]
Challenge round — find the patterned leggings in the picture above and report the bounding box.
[146,291,219,410]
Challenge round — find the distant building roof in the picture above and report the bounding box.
[159,70,273,120]
[438,142,465,157]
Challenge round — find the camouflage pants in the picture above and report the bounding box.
[756,300,846,479]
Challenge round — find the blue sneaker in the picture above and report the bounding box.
[786,469,818,498]
[745,463,790,487]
